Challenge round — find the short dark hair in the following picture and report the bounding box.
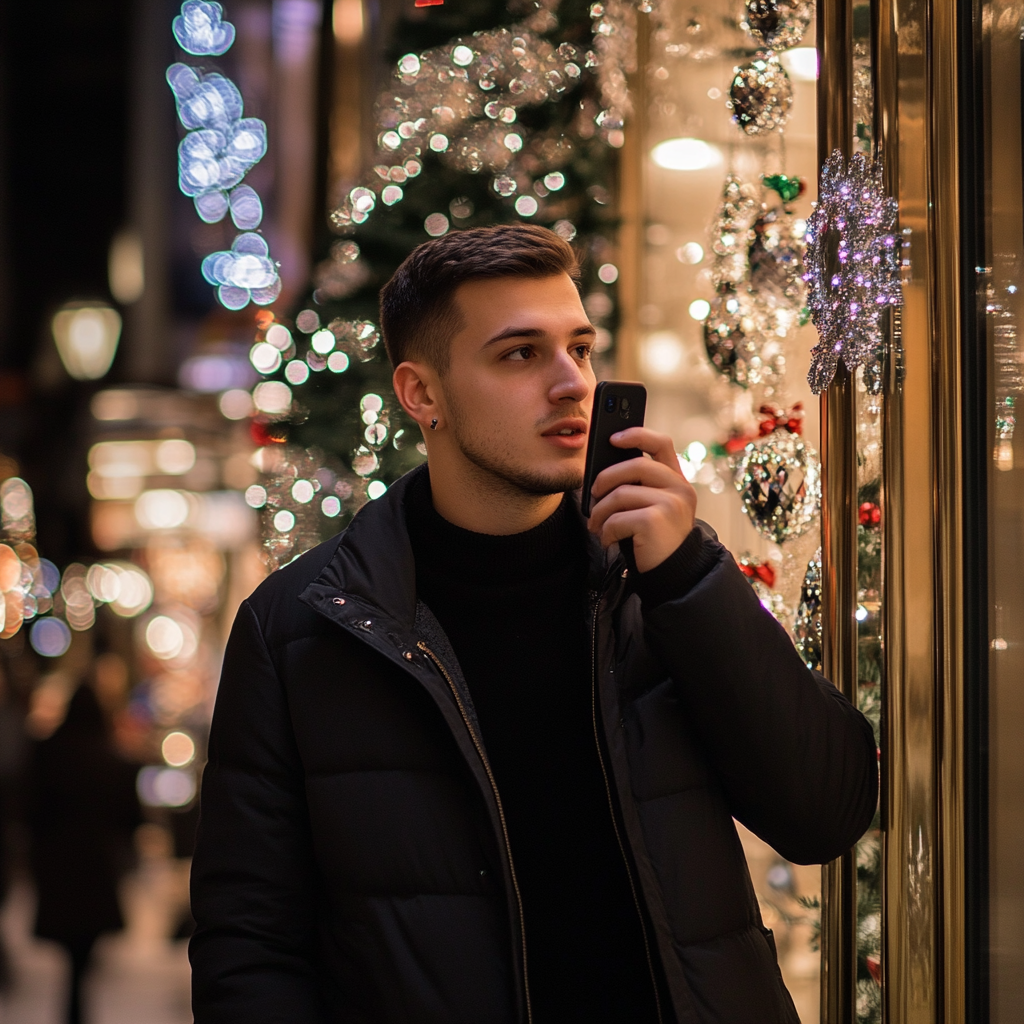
[379,224,581,373]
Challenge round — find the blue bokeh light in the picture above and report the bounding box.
[195,190,230,223]
[201,234,281,308]
[30,617,72,658]
[168,68,243,131]
[173,1,236,56]
[168,4,275,310]
[229,184,263,229]
[176,120,267,197]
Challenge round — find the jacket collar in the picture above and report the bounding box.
[300,463,625,630]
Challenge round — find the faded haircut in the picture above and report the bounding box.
[379,223,581,374]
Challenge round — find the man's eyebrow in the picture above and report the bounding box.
[482,323,597,347]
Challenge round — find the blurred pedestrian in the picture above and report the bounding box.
[26,683,141,1024]
[0,664,27,996]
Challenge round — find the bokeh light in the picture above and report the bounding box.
[161,730,197,767]
[135,490,191,531]
[219,388,254,419]
[51,304,122,381]
[29,618,72,658]
[137,766,197,807]
[172,1,236,56]
[253,381,292,414]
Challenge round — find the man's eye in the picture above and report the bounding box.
[504,346,533,361]
[575,344,593,360]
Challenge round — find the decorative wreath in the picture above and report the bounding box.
[803,150,902,394]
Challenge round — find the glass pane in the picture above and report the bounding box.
[852,6,883,1021]
[979,0,1024,1017]
[638,5,823,1018]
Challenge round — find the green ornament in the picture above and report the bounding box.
[762,173,802,203]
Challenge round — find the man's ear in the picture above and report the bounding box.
[393,361,443,433]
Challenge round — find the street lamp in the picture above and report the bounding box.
[51,302,122,380]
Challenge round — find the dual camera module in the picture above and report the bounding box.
[604,394,632,419]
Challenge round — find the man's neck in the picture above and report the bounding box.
[426,458,565,536]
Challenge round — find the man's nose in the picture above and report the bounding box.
[549,351,591,402]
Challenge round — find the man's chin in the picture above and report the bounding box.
[462,451,583,497]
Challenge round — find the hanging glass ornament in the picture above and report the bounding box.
[748,204,806,310]
[793,548,822,670]
[742,0,812,51]
[703,285,783,387]
[803,150,902,393]
[708,174,759,287]
[737,553,789,622]
[728,54,793,136]
[734,422,821,544]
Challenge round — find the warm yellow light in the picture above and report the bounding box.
[108,230,145,304]
[651,138,721,171]
[135,490,191,531]
[333,0,363,43]
[162,731,196,768]
[642,332,684,377]
[781,47,818,82]
[52,303,122,380]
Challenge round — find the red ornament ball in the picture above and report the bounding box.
[858,501,882,527]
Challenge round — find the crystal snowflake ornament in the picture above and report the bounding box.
[803,150,902,393]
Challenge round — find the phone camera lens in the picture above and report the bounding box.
[604,396,616,412]
[620,397,630,412]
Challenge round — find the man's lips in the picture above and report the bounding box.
[541,418,588,450]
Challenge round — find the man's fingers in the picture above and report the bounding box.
[598,509,651,547]
[588,483,666,531]
[591,456,683,501]
[609,427,681,472]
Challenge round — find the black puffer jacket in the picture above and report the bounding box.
[190,465,877,1024]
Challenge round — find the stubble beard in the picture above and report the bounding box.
[447,401,584,498]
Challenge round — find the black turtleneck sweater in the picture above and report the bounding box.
[406,472,660,1024]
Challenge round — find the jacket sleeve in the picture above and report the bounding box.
[189,600,328,1023]
[636,530,878,866]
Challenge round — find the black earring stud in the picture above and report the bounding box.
[430,418,438,430]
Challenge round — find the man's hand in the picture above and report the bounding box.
[587,428,698,573]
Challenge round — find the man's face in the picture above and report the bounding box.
[440,273,597,497]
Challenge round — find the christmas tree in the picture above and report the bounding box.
[248,0,633,567]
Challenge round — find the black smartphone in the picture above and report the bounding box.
[581,381,647,516]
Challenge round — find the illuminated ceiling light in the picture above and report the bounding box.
[108,230,145,304]
[650,138,722,171]
[781,47,818,82]
[333,0,364,44]
[51,303,122,380]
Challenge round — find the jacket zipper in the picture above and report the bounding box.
[416,641,533,1024]
[589,592,665,1024]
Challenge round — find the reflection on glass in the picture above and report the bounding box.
[639,2,823,1016]
[979,0,1024,1018]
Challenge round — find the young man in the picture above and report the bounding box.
[190,224,877,1024]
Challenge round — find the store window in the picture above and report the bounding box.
[629,4,831,1019]
[976,0,1024,1017]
